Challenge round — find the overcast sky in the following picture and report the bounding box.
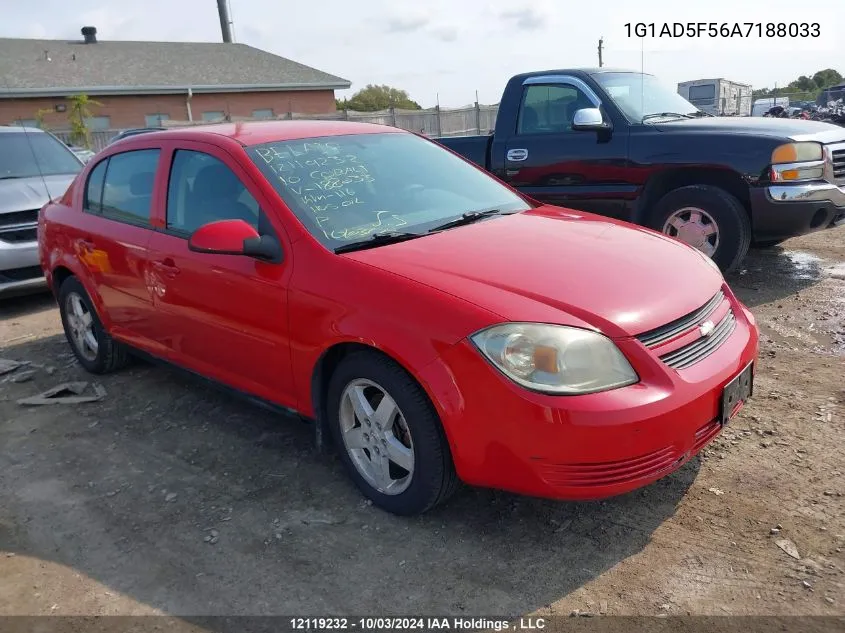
[2,0,842,107]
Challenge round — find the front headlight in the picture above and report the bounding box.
[470,323,639,395]
[770,142,825,182]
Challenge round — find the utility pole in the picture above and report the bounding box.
[217,0,234,43]
[598,37,604,67]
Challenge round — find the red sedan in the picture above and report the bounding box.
[39,121,759,515]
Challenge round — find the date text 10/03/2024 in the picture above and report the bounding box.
[289,617,548,631]
[624,22,821,38]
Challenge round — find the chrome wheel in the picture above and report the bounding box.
[338,379,414,495]
[65,291,98,362]
[662,206,720,258]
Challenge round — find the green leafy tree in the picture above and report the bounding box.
[33,108,53,129]
[752,68,843,100]
[67,94,103,148]
[339,84,422,111]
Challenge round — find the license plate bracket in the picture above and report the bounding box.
[720,363,754,425]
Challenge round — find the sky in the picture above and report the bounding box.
[2,0,842,108]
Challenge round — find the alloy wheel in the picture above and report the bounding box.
[662,206,720,258]
[65,291,99,362]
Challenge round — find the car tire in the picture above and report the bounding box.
[752,238,786,249]
[326,351,459,515]
[650,185,751,273]
[58,276,130,374]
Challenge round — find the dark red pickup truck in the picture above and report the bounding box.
[437,68,845,272]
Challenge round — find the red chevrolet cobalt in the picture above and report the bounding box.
[39,121,758,515]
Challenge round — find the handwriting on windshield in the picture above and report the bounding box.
[325,211,408,240]
[254,141,377,234]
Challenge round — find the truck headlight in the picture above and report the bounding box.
[470,323,639,395]
[770,142,825,182]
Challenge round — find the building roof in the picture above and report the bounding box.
[0,34,351,99]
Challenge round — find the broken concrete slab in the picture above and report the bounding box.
[0,359,25,376]
[10,370,36,384]
[17,382,106,406]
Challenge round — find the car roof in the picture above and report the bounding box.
[0,125,47,134]
[121,120,405,147]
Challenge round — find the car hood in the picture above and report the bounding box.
[0,174,76,214]
[344,206,723,338]
[653,116,845,144]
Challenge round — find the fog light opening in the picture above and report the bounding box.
[810,208,827,229]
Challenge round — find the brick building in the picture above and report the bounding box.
[0,27,351,131]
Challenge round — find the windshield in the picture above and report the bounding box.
[593,72,700,122]
[247,132,531,249]
[0,131,84,179]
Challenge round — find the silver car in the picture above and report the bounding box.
[1,126,83,298]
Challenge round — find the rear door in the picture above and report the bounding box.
[145,142,295,407]
[74,146,163,349]
[498,75,634,220]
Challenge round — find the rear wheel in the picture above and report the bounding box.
[650,185,751,273]
[326,351,459,515]
[58,277,130,374]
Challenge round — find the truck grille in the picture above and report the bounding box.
[0,209,39,244]
[0,265,43,283]
[636,289,735,370]
[832,148,845,183]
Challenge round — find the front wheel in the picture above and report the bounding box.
[326,351,459,515]
[650,185,751,273]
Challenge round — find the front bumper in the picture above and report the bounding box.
[419,302,759,501]
[753,181,845,241]
[0,238,47,298]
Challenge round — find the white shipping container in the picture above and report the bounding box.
[677,78,753,116]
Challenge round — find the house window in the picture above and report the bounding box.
[84,116,112,130]
[252,109,274,119]
[202,111,226,122]
[145,113,170,127]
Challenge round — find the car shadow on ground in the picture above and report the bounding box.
[0,291,55,320]
[725,245,826,308]
[0,333,701,620]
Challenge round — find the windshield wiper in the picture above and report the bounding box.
[334,230,424,254]
[0,175,25,180]
[427,209,506,233]
[641,112,694,122]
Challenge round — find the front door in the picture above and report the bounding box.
[499,78,634,220]
[146,143,294,407]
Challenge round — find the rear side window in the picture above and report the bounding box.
[84,159,107,213]
[100,149,160,225]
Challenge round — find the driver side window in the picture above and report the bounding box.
[166,150,260,236]
[517,84,594,135]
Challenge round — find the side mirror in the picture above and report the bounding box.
[188,219,282,263]
[572,107,610,131]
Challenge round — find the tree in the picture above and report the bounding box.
[67,94,103,148]
[752,68,843,100]
[34,108,53,130]
[338,84,422,112]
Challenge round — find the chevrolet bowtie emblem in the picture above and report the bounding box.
[699,320,715,337]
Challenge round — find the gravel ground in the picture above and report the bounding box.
[0,228,843,619]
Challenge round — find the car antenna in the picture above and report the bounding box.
[2,73,52,197]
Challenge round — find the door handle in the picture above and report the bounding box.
[506,148,529,162]
[152,259,181,278]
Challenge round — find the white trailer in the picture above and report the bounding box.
[677,78,752,116]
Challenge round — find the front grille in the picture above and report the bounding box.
[0,227,37,243]
[0,265,43,283]
[636,290,724,348]
[0,209,38,227]
[659,310,737,370]
[832,149,845,182]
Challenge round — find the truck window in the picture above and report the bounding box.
[517,84,595,135]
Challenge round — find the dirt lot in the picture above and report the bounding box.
[1,229,844,619]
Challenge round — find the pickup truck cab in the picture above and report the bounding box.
[438,69,845,272]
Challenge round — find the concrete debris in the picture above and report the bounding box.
[17,382,106,406]
[802,580,812,589]
[776,538,801,560]
[708,487,725,496]
[10,370,36,383]
[165,493,178,503]
[0,359,25,375]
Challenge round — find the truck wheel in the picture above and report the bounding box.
[326,351,459,516]
[650,185,751,273]
[752,239,786,249]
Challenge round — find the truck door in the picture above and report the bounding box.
[498,76,633,221]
